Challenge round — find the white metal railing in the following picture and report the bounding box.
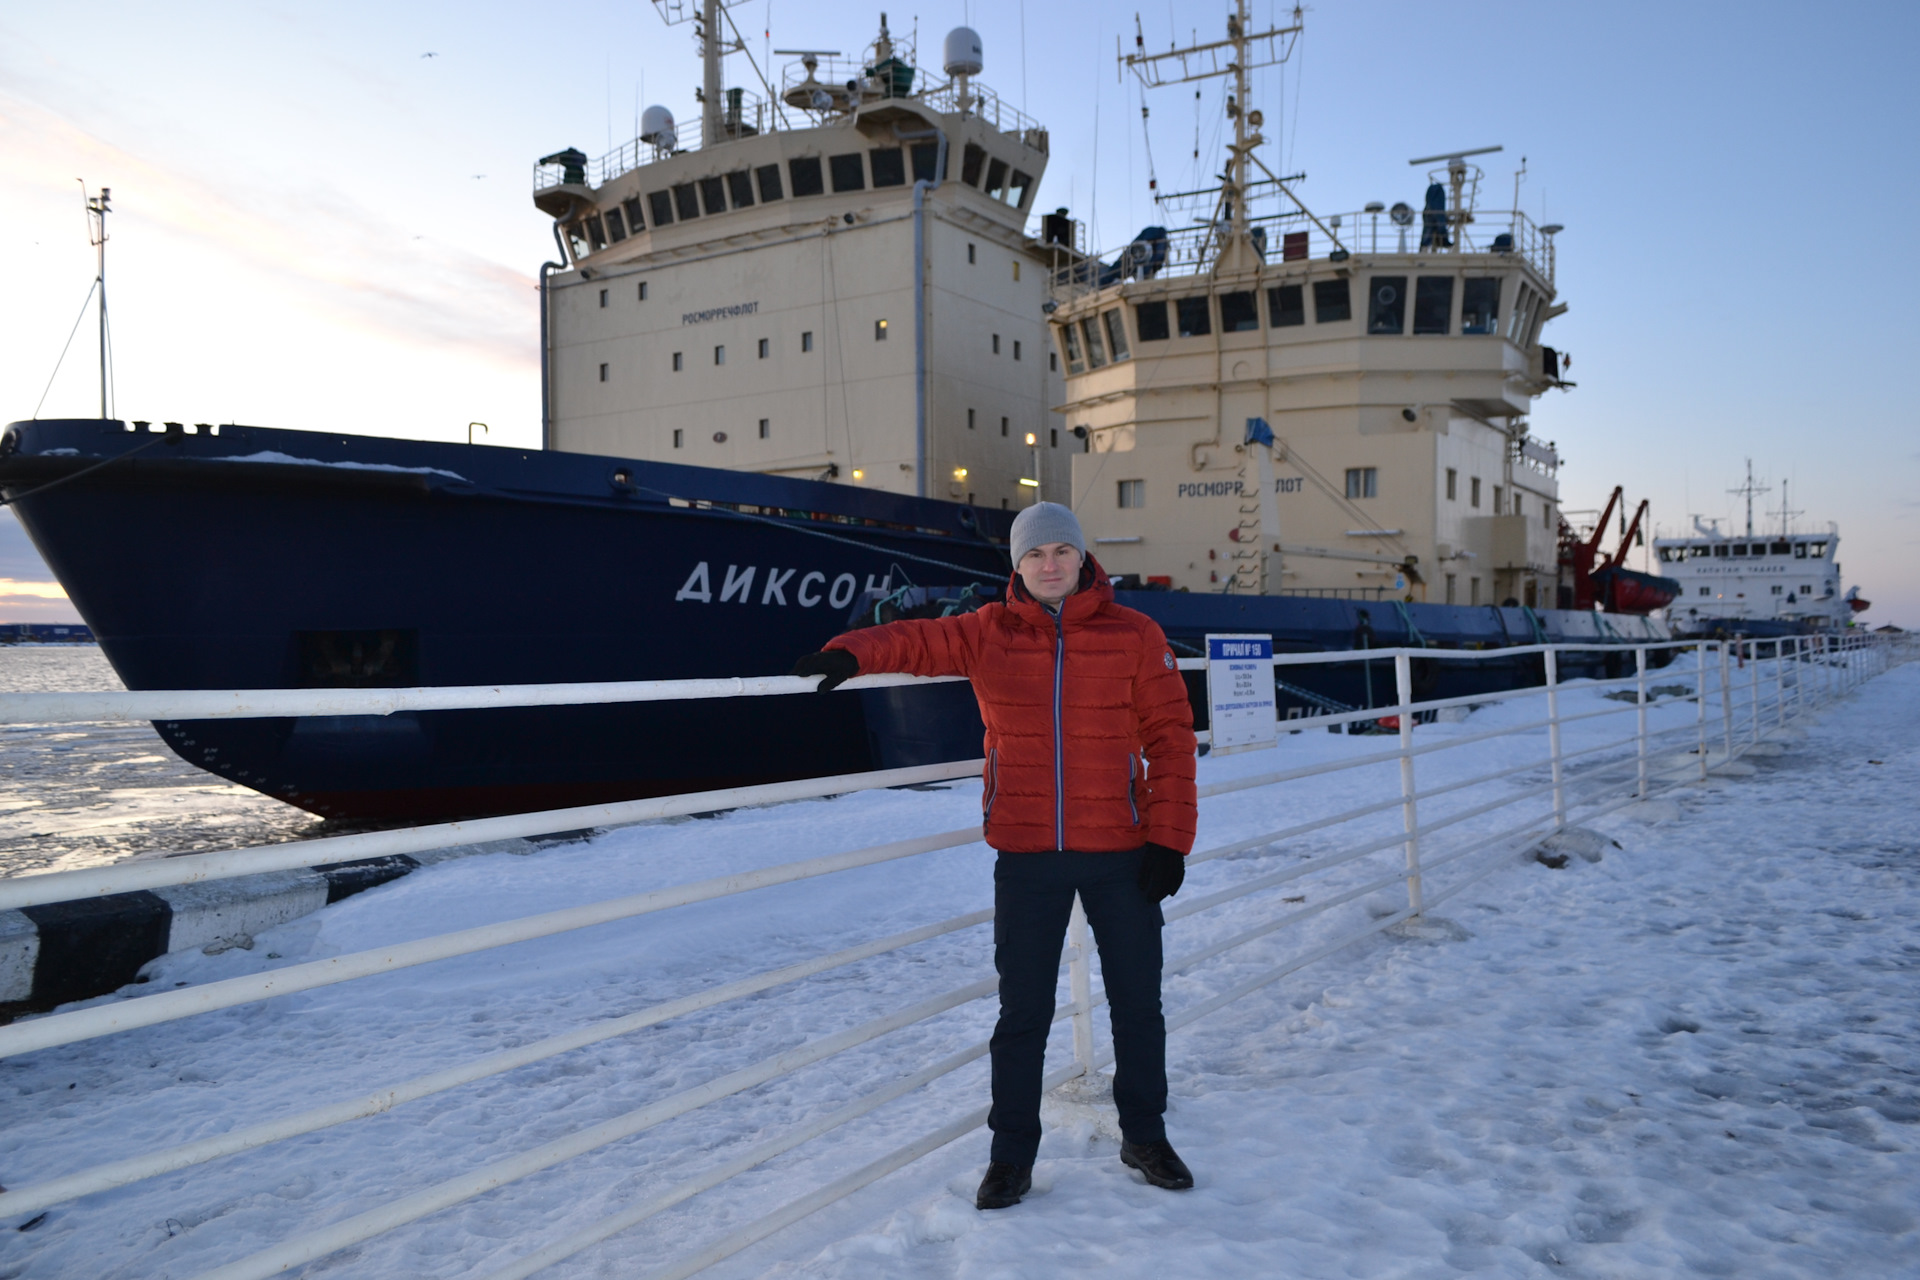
[0,632,1903,1279]
[1049,205,1557,304]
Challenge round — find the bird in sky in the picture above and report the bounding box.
[421,51,438,58]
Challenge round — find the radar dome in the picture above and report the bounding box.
[640,105,677,148]
[943,27,983,76]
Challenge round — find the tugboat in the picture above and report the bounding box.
[3,4,1667,823]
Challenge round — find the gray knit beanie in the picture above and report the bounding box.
[1009,501,1087,565]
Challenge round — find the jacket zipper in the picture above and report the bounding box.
[1127,754,1139,826]
[1052,609,1065,850]
[983,748,999,824]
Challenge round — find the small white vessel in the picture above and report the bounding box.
[1654,464,1867,636]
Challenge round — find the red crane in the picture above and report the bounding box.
[1557,487,1677,614]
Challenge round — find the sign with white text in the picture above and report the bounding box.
[1205,633,1277,755]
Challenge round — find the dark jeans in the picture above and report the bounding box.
[989,848,1168,1165]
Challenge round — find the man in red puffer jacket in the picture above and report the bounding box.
[791,502,1198,1210]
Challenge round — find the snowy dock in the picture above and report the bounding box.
[0,637,1912,1278]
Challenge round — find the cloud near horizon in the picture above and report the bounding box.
[0,90,538,370]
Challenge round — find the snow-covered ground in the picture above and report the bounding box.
[0,653,1913,1279]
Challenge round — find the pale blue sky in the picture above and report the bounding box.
[4,0,1916,625]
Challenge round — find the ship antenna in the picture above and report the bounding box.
[1727,458,1771,538]
[83,181,113,420]
[1120,2,1317,270]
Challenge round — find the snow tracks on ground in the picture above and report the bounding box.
[746,667,1920,1280]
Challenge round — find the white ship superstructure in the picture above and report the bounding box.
[534,9,1066,510]
[1654,472,1864,632]
[1045,4,1572,605]
[1656,526,1850,630]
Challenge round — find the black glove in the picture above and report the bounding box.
[790,649,859,692]
[1136,842,1185,902]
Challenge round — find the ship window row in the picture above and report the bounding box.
[1659,540,1827,561]
[668,419,775,450]
[664,331,817,372]
[572,143,1031,257]
[1058,307,1133,374]
[1097,276,1507,353]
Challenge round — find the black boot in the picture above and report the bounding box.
[975,1161,1033,1210]
[1120,1139,1194,1190]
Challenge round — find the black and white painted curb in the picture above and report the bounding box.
[0,855,420,1017]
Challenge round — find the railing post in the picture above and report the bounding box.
[1634,645,1650,798]
[1544,647,1566,831]
[1696,641,1710,782]
[1781,637,1797,721]
[1066,893,1095,1079]
[1719,641,1734,762]
[1750,639,1761,747]
[1775,638,1787,731]
[1393,650,1424,916]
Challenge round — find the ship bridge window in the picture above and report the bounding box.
[726,169,755,208]
[648,190,676,227]
[1508,284,1535,341]
[1810,541,1827,557]
[756,164,784,201]
[869,147,906,187]
[961,143,987,186]
[604,207,627,243]
[1770,539,1792,555]
[830,153,865,192]
[1312,278,1351,323]
[1732,543,1749,556]
[1220,291,1260,332]
[1712,544,1729,557]
[1346,468,1378,499]
[1267,284,1305,327]
[789,156,824,197]
[1367,277,1407,334]
[586,215,608,251]
[1080,316,1109,368]
[983,157,1009,199]
[910,142,944,182]
[1060,321,1085,373]
[672,183,700,220]
[699,175,726,213]
[1689,545,1709,558]
[1009,170,1033,207]
[1794,542,1808,558]
[566,223,590,259]
[1135,299,1169,342]
[1102,310,1130,361]
[1413,276,1453,335]
[1176,296,1212,338]
[1462,278,1500,334]
[1751,543,1768,556]
[623,197,644,232]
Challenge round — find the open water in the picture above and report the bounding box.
[0,645,321,878]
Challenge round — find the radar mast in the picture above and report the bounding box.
[1120,3,1336,272]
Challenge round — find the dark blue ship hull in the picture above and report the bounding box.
[1,419,1669,822]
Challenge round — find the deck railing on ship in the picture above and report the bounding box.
[1047,207,1559,305]
[0,632,1903,1279]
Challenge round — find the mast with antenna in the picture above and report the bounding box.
[1120,2,1318,272]
[83,182,112,420]
[1776,478,1802,537]
[1727,459,1770,538]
